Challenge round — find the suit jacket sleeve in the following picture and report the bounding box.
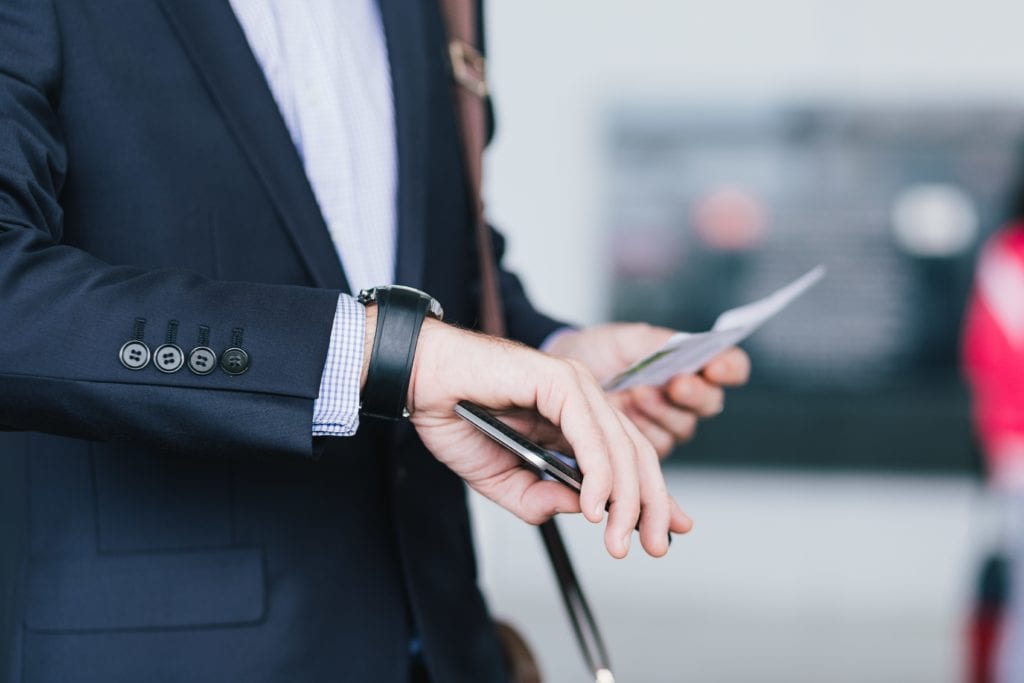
[0,0,340,460]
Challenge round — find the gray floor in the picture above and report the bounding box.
[470,469,985,683]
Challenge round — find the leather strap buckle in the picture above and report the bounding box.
[448,39,487,98]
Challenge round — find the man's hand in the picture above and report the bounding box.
[545,324,751,457]
[392,318,691,559]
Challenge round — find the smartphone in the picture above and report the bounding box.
[454,400,582,490]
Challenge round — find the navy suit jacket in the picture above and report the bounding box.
[0,1,563,681]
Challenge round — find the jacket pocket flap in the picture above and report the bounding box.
[25,546,264,632]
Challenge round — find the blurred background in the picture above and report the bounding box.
[466,1,1024,681]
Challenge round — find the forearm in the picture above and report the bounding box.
[0,228,341,459]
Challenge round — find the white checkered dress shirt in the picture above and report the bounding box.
[230,0,396,436]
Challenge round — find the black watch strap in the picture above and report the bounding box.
[360,287,434,420]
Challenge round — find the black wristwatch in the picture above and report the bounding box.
[357,285,444,420]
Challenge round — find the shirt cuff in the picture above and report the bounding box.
[312,294,366,437]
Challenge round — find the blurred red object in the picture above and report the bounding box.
[963,224,1024,682]
[963,223,1024,488]
[691,185,768,251]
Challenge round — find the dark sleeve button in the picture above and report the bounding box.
[154,344,185,373]
[187,346,218,376]
[220,347,250,375]
[119,340,151,370]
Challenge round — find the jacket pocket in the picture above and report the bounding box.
[23,546,265,633]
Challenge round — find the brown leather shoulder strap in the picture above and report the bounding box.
[438,0,506,337]
[436,4,615,682]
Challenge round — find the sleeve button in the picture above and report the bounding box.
[220,347,250,375]
[187,347,218,376]
[154,344,185,373]
[119,340,151,370]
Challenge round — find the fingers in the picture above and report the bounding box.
[664,374,724,417]
[702,347,751,387]
[669,496,694,534]
[538,358,652,558]
[578,373,674,559]
[574,369,641,558]
[623,410,676,457]
[600,411,641,559]
[457,429,581,525]
[533,358,615,525]
[618,412,673,557]
[502,353,677,559]
[500,384,678,557]
[632,386,699,445]
[512,476,583,525]
[613,323,676,359]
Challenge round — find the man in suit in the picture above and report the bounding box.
[0,1,748,681]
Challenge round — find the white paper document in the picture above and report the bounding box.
[604,266,826,391]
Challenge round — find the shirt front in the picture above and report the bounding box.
[229,0,397,436]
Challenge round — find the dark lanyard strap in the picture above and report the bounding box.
[539,519,614,681]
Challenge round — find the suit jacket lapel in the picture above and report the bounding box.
[378,0,430,289]
[158,0,349,292]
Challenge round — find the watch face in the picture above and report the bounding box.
[389,286,443,320]
[358,286,443,321]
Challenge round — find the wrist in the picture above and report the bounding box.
[541,327,580,357]
[357,286,443,420]
[406,317,445,415]
[360,304,377,391]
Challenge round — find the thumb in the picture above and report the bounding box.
[613,323,676,363]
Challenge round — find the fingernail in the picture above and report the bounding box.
[593,504,604,521]
[622,533,632,554]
